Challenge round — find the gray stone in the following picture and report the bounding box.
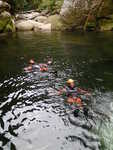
[34,23,51,31]
[34,16,47,23]
[0,11,11,18]
[15,20,34,31]
[15,20,51,31]
[15,12,40,20]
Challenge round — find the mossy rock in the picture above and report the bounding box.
[99,19,113,31]
[0,11,15,33]
[47,15,66,30]
[4,19,15,32]
[0,18,9,32]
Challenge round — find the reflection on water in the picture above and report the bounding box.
[0,31,113,150]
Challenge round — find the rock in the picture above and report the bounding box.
[0,11,11,18]
[15,20,34,31]
[0,1,11,12]
[32,21,44,30]
[15,12,40,20]
[60,0,113,30]
[40,10,50,16]
[34,16,47,23]
[60,0,89,29]
[99,19,113,31]
[16,14,64,31]
[15,20,51,31]
[34,23,51,31]
[47,15,64,30]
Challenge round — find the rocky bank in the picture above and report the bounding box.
[0,0,113,33]
[15,11,63,31]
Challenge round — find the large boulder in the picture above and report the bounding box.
[15,20,51,31]
[34,16,47,23]
[15,20,34,31]
[47,15,65,30]
[31,20,51,31]
[60,0,90,29]
[60,0,113,31]
[34,23,51,31]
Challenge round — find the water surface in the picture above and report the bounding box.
[0,31,113,150]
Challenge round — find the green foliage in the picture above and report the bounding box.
[38,0,63,13]
[5,0,63,13]
[6,0,42,12]
[0,16,15,33]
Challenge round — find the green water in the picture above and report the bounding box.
[0,31,113,150]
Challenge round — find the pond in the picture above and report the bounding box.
[0,31,113,150]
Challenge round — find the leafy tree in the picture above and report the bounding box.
[5,0,63,13]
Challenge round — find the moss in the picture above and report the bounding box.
[99,19,113,31]
[5,23,12,32]
[0,17,15,33]
[0,21,5,31]
[0,18,9,32]
[5,19,15,32]
[100,23,113,31]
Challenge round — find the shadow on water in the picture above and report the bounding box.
[0,31,113,150]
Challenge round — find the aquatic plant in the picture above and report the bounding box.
[100,122,113,150]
